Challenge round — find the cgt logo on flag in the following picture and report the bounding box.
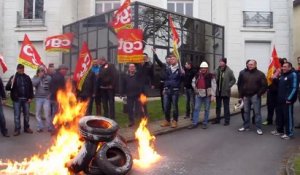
[0,54,8,73]
[18,34,45,70]
[73,42,93,91]
[45,33,74,52]
[110,0,132,33]
[117,29,143,63]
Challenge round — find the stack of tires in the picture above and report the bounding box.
[67,116,133,175]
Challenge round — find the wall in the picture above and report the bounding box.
[294,1,300,67]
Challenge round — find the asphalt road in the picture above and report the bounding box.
[0,103,300,175]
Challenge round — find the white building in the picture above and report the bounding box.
[0,0,294,80]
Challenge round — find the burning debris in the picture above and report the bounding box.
[0,83,161,175]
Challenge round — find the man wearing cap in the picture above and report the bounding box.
[212,58,236,125]
[6,64,34,136]
[49,64,68,132]
[32,67,52,133]
[188,61,216,129]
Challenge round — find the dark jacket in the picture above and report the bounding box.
[164,65,183,89]
[6,73,34,101]
[153,53,168,85]
[183,66,198,89]
[120,71,144,97]
[277,70,299,104]
[98,63,117,88]
[237,68,267,98]
[136,61,154,87]
[49,71,66,101]
[77,70,97,98]
[215,66,236,97]
[0,78,6,100]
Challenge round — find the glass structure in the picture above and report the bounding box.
[62,1,224,95]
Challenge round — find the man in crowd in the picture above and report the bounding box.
[77,59,98,115]
[188,61,216,129]
[183,61,198,119]
[237,60,267,135]
[32,66,52,133]
[153,49,171,112]
[212,58,236,126]
[120,63,144,127]
[0,76,9,137]
[160,55,184,128]
[49,64,68,133]
[6,64,34,136]
[98,57,117,119]
[274,62,298,139]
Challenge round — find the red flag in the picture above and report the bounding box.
[117,29,143,63]
[168,15,180,45]
[45,32,74,52]
[73,42,93,91]
[0,54,8,73]
[110,0,132,33]
[168,15,180,59]
[267,46,281,85]
[18,34,45,70]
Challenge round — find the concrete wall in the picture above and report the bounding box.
[294,2,300,67]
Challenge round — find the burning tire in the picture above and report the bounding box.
[79,116,119,142]
[67,140,98,173]
[95,141,133,175]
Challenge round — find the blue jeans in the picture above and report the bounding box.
[13,99,30,131]
[163,89,179,122]
[243,95,262,129]
[0,103,8,135]
[192,96,211,125]
[185,88,195,117]
[35,98,53,131]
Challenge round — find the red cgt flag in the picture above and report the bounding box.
[45,32,74,52]
[117,29,143,63]
[266,46,281,85]
[0,54,8,73]
[110,0,132,33]
[73,42,93,91]
[18,34,45,70]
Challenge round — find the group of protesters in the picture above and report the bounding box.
[0,50,299,141]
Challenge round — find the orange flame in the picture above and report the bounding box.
[133,118,161,168]
[0,80,88,175]
[139,94,147,105]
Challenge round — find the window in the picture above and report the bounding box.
[24,0,44,19]
[95,0,121,15]
[167,0,193,17]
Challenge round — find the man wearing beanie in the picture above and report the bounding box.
[212,58,236,125]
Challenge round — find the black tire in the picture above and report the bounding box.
[67,141,98,173]
[79,116,119,135]
[95,141,133,175]
[79,116,119,142]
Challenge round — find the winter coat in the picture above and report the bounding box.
[237,68,267,98]
[277,70,299,104]
[215,66,236,97]
[6,73,34,101]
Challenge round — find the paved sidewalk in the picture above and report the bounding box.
[119,97,267,142]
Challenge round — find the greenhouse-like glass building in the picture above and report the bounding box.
[62,1,224,94]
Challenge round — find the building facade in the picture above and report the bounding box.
[294,0,300,68]
[0,0,294,81]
